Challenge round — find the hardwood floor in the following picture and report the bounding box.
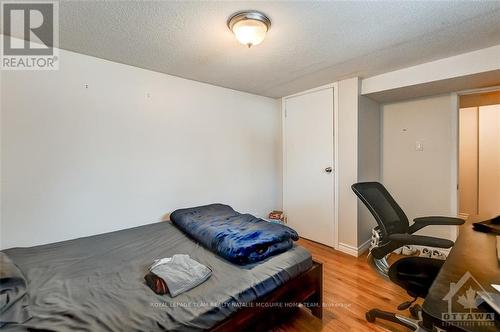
[274,238,419,332]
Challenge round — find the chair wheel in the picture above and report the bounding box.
[409,304,421,319]
[366,311,376,323]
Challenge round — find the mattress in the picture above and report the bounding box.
[2,221,312,331]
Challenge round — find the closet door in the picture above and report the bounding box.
[284,87,335,247]
[478,104,500,215]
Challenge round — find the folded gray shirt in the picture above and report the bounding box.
[149,254,212,297]
[0,252,31,326]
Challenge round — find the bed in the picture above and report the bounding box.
[1,220,322,331]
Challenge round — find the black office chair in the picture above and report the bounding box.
[352,182,464,331]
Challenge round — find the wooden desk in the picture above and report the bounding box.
[422,216,499,331]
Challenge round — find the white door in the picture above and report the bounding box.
[284,87,335,247]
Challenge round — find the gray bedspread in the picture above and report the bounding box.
[1,221,312,331]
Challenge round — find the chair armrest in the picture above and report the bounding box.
[371,233,454,259]
[388,233,454,248]
[408,216,465,234]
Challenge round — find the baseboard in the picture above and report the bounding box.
[338,239,371,257]
[337,243,357,256]
[358,239,371,255]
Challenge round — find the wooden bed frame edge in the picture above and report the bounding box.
[210,260,323,331]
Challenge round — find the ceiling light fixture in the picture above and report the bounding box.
[227,11,271,48]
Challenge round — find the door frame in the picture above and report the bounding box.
[456,86,500,228]
[281,82,339,249]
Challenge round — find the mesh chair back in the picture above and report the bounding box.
[352,182,409,238]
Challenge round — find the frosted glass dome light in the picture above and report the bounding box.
[228,11,271,48]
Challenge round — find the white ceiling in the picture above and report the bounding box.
[10,1,500,98]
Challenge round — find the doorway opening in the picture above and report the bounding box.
[458,89,500,219]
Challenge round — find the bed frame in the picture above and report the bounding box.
[210,260,323,331]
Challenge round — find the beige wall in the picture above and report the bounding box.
[460,91,500,108]
[382,94,458,240]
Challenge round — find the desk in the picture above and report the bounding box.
[422,216,500,331]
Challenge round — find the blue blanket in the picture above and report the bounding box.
[170,204,299,265]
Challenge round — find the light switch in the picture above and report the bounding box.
[415,141,424,151]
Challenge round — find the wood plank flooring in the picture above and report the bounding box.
[274,238,420,332]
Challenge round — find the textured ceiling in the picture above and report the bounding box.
[6,1,500,98]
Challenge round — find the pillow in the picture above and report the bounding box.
[0,252,31,326]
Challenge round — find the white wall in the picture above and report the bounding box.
[382,94,458,240]
[336,78,360,251]
[0,49,281,249]
[357,95,381,245]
